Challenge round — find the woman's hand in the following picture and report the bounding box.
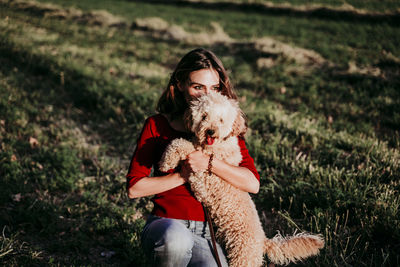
[185,150,210,173]
[182,150,259,194]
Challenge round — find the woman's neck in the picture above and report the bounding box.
[162,113,187,133]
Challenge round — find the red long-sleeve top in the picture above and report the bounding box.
[126,114,260,221]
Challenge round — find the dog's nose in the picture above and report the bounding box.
[206,129,215,136]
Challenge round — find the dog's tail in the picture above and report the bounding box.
[264,232,324,265]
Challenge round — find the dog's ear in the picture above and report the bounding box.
[231,110,247,137]
[183,108,193,132]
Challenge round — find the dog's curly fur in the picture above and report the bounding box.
[159,91,324,266]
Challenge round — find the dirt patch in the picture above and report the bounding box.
[5,0,127,27]
[74,10,127,27]
[256,57,276,69]
[132,17,326,67]
[347,61,382,77]
[132,18,233,45]
[133,17,169,32]
[6,0,61,14]
[251,37,328,67]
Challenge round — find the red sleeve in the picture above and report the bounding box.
[238,137,260,181]
[126,117,157,189]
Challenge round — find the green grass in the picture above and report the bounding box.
[1,0,399,266]
[35,0,400,68]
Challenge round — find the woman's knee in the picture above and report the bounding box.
[162,222,194,253]
[142,217,194,254]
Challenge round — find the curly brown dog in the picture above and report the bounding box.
[159,91,324,266]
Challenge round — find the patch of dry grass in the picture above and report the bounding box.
[4,0,394,80]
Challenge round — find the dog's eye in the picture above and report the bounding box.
[220,118,223,123]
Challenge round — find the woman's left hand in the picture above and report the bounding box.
[186,150,209,173]
[185,150,259,194]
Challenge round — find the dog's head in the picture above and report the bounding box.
[184,91,247,146]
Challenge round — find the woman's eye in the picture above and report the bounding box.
[213,86,221,91]
[194,85,203,90]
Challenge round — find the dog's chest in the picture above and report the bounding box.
[203,136,242,166]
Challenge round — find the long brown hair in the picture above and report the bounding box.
[156,48,237,119]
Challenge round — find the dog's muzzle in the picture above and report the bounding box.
[205,129,216,145]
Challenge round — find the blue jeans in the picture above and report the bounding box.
[141,215,228,267]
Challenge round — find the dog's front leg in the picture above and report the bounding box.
[188,172,209,203]
[159,138,195,172]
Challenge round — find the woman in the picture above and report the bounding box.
[126,48,260,267]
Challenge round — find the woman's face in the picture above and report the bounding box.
[179,68,220,102]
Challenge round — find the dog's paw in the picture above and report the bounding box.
[159,150,179,171]
[159,138,195,171]
[172,138,196,154]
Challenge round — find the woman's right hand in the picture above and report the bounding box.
[128,171,188,199]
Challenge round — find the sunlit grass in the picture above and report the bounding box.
[34,0,400,67]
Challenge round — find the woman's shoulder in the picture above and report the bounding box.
[237,135,246,143]
[142,114,171,135]
[144,113,191,139]
[146,113,168,124]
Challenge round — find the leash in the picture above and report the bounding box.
[203,205,223,267]
[202,153,222,267]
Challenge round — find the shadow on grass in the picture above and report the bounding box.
[0,36,152,265]
[0,193,147,266]
[0,37,154,156]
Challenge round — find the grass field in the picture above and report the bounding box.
[1,0,399,266]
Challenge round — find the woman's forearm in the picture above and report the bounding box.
[211,157,259,194]
[127,172,186,199]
